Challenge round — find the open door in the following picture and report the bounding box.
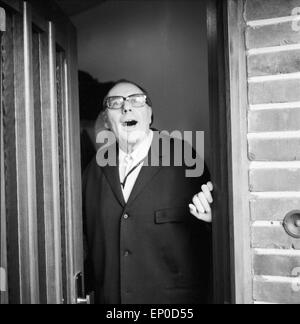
[0,0,83,304]
[0,5,8,304]
[207,0,233,304]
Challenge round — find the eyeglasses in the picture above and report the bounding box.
[104,94,152,110]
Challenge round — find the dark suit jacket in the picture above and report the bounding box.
[82,135,212,304]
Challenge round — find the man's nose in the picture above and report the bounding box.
[122,100,132,114]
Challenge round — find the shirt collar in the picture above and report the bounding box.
[119,130,153,164]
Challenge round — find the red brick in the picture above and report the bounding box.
[246,23,300,49]
[248,108,300,132]
[254,253,300,276]
[248,137,300,161]
[249,79,300,105]
[250,197,300,221]
[250,167,300,191]
[245,0,300,21]
[248,51,300,77]
[254,276,300,304]
[252,225,300,249]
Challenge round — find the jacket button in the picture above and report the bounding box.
[124,251,130,257]
[123,214,129,220]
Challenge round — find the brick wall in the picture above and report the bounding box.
[244,0,300,304]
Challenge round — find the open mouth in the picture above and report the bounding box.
[122,120,138,127]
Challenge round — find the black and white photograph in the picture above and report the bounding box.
[0,0,300,308]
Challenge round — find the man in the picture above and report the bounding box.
[83,80,213,304]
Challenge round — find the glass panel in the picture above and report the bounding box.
[1,10,20,304]
[0,29,8,305]
[32,29,47,304]
[56,49,68,304]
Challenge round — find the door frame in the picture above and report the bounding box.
[225,0,253,304]
[0,0,83,304]
[207,0,232,304]
[208,0,253,304]
[0,0,252,305]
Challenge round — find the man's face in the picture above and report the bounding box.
[105,83,152,148]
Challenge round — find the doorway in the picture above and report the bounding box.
[74,0,232,304]
[0,0,232,304]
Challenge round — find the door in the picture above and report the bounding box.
[207,0,232,304]
[0,0,83,304]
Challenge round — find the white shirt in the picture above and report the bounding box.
[119,130,153,203]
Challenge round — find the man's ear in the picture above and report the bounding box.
[103,111,110,129]
[149,107,153,126]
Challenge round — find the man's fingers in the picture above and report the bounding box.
[189,204,198,216]
[190,182,214,223]
[207,182,213,191]
[189,204,212,222]
[201,184,213,203]
[192,195,205,214]
[198,212,212,223]
[197,192,211,213]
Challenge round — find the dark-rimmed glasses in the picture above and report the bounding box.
[104,94,152,110]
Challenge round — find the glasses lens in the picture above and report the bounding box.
[128,94,146,107]
[106,94,147,109]
[106,96,124,109]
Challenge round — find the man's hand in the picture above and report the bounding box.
[189,182,213,223]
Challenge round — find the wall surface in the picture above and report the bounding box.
[72,0,210,163]
[231,0,300,304]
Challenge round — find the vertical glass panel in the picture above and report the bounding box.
[0,29,8,305]
[1,10,20,304]
[32,28,47,304]
[56,48,68,304]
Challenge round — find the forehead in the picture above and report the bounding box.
[108,83,144,97]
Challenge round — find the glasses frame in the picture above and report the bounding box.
[104,93,152,110]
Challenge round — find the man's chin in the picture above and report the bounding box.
[120,129,147,142]
[119,136,139,147]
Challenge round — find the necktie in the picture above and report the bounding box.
[120,154,134,187]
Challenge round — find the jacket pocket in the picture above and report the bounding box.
[155,206,188,224]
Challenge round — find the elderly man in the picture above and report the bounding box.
[83,80,213,304]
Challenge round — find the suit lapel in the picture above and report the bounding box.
[126,141,163,207]
[99,132,165,208]
[100,143,126,207]
[102,165,126,207]
[126,165,162,207]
